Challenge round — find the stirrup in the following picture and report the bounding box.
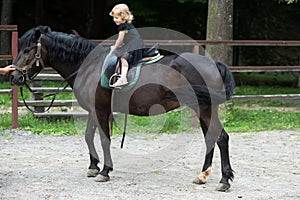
[109,73,121,88]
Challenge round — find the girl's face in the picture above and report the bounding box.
[113,14,125,26]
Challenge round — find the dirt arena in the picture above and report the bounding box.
[0,130,299,199]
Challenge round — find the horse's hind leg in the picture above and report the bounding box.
[193,106,234,191]
[193,106,214,185]
[216,128,234,191]
[85,114,100,177]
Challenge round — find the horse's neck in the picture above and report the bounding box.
[46,37,99,87]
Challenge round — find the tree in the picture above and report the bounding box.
[205,0,233,65]
[0,0,14,82]
[0,0,13,64]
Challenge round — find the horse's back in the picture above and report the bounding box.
[174,53,225,89]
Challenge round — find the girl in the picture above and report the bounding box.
[0,65,15,75]
[109,3,145,87]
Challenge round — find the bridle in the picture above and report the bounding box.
[14,37,77,113]
[13,37,45,82]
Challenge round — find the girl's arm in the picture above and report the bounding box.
[111,30,126,52]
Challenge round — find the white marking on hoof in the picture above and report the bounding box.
[216,182,231,192]
[94,174,110,182]
[193,167,212,184]
[87,169,99,177]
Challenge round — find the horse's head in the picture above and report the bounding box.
[10,26,50,86]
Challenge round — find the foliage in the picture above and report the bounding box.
[277,0,298,3]
[177,0,207,3]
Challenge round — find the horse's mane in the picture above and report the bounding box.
[19,26,104,67]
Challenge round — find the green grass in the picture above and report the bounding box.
[1,106,299,135]
[234,85,300,107]
[234,73,299,87]
[224,107,300,132]
[234,85,300,95]
[0,113,85,135]
[1,80,300,135]
[0,108,196,135]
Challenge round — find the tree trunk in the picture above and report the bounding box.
[205,0,233,65]
[0,0,13,81]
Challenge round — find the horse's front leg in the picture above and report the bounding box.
[85,114,100,177]
[94,112,113,182]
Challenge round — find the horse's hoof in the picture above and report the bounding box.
[94,174,110,182]
[193,176,206,185]
[216,182,231,192]
[87,169,99,177]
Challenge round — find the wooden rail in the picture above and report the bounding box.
[233,94,300,101]
[28,39,300,118]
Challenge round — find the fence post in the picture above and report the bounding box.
[11,30,18,128]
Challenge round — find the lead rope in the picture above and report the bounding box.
[19,70,78,114]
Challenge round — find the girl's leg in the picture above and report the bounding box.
[111,58,129,87]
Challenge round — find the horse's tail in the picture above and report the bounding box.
[215,61,235,100]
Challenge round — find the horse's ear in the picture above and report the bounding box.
[40,26,51,34]
[34,28,41,40]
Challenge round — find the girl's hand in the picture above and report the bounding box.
[109,45,115,54]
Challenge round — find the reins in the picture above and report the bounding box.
[19,70,78,113]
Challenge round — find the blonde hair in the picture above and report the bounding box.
[109,3,134,23]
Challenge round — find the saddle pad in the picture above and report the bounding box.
[100,55,164,91]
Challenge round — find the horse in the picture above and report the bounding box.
[10,25,235,191]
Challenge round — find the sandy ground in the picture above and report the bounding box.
[0,129,299,200]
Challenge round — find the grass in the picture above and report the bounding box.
[1,79,300,135]
[234,85,300,107]
[234,73,299,87]
[224,107,300,132]
[1,106,299,135]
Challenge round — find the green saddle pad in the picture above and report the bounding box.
[100,55,164,92]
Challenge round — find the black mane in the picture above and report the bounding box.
[19,26,103,68]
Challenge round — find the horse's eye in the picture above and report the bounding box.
[23,48,30,54]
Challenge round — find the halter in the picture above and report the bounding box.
[14,37,77,113]
[13,37,45,82]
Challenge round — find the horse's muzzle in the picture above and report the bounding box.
[10,71,25,86]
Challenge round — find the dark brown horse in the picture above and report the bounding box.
[10,26,235,191]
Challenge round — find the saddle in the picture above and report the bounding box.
[100,44,163,91]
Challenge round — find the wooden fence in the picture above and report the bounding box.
[30,39,300,117]
[0,25,18,128]
[1,25,300,127]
